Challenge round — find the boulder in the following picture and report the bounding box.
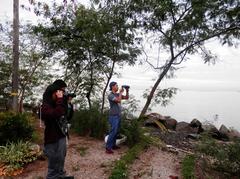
[219,124,229,134]
[228,128,240,140]
[190,119,201,128]
[202,124,220,139]
[162,118,177,130]
[176,122,198,134]
[219,124,230,140]
[190,118,203,133]
[144,113,166,129]
[144,118,158,127]
[145,113,166,121]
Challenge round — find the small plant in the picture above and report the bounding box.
[72,164,80,171]
[0,140,40,176]
[181,155,196,179]
[77,146,88,157]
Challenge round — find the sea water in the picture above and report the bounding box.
[149,90,240,131]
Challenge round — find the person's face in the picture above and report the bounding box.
[112,84,118,92]
[52,87,66,101]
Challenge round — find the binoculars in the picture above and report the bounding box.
[122,85,130,90]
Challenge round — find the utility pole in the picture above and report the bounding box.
[12,0,19,111]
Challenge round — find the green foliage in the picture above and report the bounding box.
[71,108,108,139]
[181,155,196,179]
[110,137,150,179]
[143,87,178,108]
[76,146,89,157]
[0,21,54,106]
[0,140,40,175]
[196,135,240,177]
[0,112,34,145]
[32,2,141,109]
[121,95,140,117]
[120,117,141,147]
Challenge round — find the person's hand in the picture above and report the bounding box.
[55,90,64,98]
[119,87,124,93]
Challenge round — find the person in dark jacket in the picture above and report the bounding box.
[41,79,73,179]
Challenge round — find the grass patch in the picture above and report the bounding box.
[77,146,89,157]
[181,155,196,179]
[109,134,151,179]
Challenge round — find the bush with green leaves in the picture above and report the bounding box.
[120,116,141,147]
[71,108,108,139]
[196,134,240,177]
[0,112,34,145]
[0,140,40,175]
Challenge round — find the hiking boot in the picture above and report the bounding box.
[112,145,121,150]
[106,148,114,154]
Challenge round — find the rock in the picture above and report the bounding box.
[190,119,203,133]
[144,118,159,128]
[218,124,230,140]
[190,118,202,128]
[219,125,229,134]
[104,134,127,145]
[145,113,166,121]
[162,118,177,130]
[202,124,220,139]
[228,128,240,140]
[187,134,200,140]
[176,122,198,134]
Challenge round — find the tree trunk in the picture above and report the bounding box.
[86,63,94,110]
[19,87,25,113]
[139,59,174,118]
[12,0,19,112]
[101,61,115,115]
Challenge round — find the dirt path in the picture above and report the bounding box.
[3,134,182,179]
[128,147,182,179]
[14,134,128,179]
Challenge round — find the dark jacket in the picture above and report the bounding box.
[67,103,74,122]
[41,84,66,145]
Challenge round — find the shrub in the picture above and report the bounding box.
[120,117,141,147]
[71,108,108,139]
[196,134,240,177]
[0,140,40,176]
[0,112,34,145]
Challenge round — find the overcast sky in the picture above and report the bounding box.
[1,0,240,94]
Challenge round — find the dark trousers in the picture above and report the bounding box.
[44,137,67,179]
[106,115,121,149]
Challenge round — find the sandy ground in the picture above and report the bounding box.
[1,134,182,179]
[13,134,128,179]
[128,147,182,179]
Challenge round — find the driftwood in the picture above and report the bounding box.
[166,144,194,155]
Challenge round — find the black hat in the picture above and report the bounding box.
[109,81,117,90]
[53,79,67,88]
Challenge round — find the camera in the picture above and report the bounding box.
[67,93,76,98]
[63,92,76,98]
[122,85,130,90]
